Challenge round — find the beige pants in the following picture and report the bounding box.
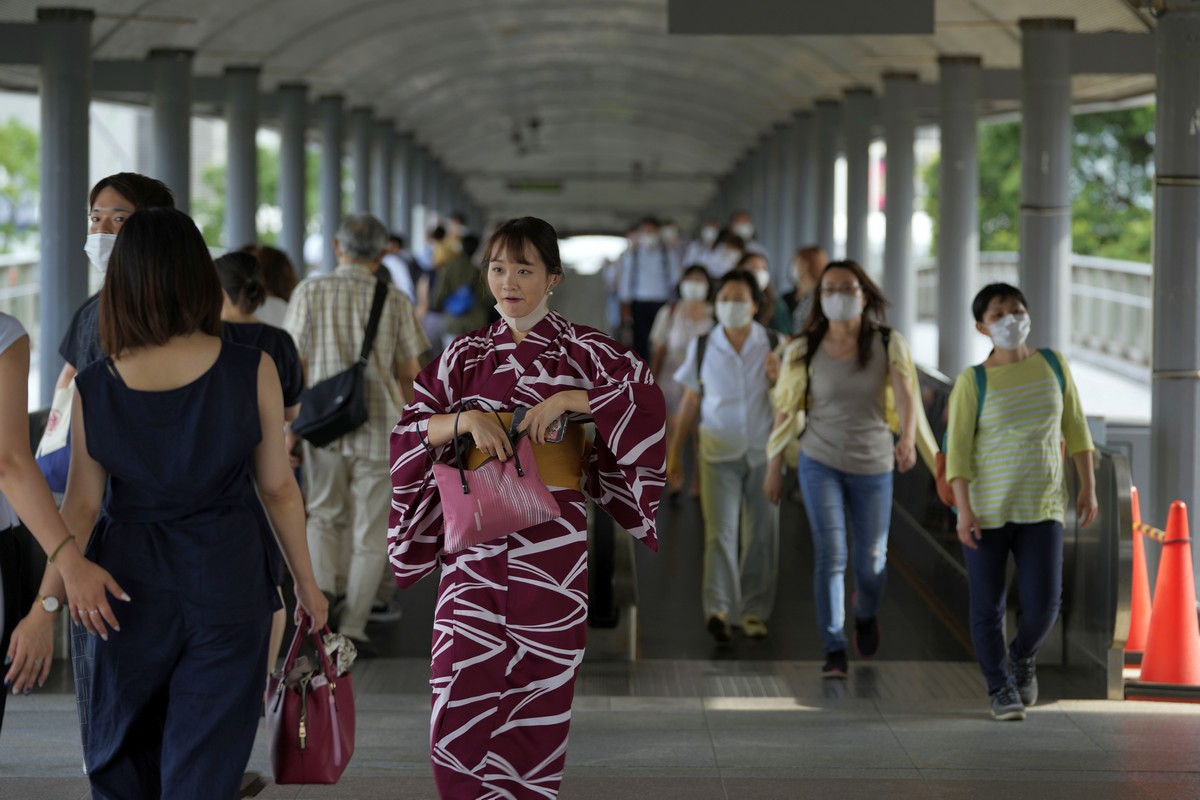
[303,446,391,639]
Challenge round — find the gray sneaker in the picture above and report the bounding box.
[990,684,1026,721]
[1012,656,1038,706]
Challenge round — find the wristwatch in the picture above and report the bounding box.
[38,595,61,614]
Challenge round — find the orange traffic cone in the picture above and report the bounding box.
[1139,501,1200,686]
[1126,486,1152,657]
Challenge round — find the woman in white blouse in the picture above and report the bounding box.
[665,271,780,644]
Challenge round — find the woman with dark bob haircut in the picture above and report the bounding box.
[58,207,327,799]
[390,216,666,799]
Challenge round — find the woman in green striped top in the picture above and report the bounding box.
[946,283,1097,722]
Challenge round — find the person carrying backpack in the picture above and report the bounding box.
[946,283,1097,722]
[667,270,781,644]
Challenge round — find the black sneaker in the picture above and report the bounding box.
[367,598,403,624]
[1012,655,1038,706]
[854,616,880,658]
[706,613,732,644]
[821,650,848,678]
[990,684,1026,721]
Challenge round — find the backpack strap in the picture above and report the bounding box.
[765,329,781,352]
[695,333,710,398]
[972,364,987,422]
[1038,348,1066,394]
[879,325,891,353]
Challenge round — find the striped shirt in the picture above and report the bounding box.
[945,350,1094,530]
[284,263,429,462]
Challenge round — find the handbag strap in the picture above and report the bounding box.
[450,400,524,495]
[358,279,389,365]
[281,613,340,682]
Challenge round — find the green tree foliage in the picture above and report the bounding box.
[192,143,329,248]
[0,117,39,251]
[923,106,1155,262]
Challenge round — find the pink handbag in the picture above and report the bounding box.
[267,617,355,785]
[432,405,561,554]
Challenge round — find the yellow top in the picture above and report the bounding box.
[767,329,939,473]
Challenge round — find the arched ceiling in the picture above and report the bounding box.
[0,0,1156,231]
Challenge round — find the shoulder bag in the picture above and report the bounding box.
[292,280,388,447]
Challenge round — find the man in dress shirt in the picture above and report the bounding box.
[617,216,682,360]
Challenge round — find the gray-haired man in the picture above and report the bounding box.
[284,214,429,652]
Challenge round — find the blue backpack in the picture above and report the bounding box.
[934,349,1065,507]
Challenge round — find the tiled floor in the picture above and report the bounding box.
[3,661,1199,799]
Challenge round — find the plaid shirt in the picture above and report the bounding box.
[284,262,429,461]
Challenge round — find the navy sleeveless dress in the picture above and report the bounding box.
[74,340,280,800]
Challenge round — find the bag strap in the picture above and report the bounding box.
[695,333,710,397]
[1038,348,1066,394]
[450,400,523,495]
[972,364,987,421]
[280,614,339,681]
[358,279,389,365]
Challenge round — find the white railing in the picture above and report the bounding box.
[917,252,1152,368]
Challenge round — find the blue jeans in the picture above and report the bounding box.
[962,520,1063,695]
[798,453,893,654]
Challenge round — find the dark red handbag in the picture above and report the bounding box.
[266,618,356,785]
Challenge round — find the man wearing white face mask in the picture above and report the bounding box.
[617,216,681,360]
[682,217,721,270]
[729,211,768,257]
[57,174,177,389]
[945,283,1097,722]
[668,270,781,644]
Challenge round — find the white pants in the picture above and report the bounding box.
[700,456,780,623]
[303,447,391,639]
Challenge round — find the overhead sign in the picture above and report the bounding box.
[668,0,935,36]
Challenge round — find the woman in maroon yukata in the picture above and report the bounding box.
[389,216,666,799]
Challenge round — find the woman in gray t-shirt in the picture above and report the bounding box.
[768,261,919,679]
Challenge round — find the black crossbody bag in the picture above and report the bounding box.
[291,280,388,447]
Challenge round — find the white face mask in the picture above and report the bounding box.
[718,248,741,273]
[700,226,718,245]
[821,293,862,323]
[733,222,755,240]
[662,226,678,244]
[679,281,708,302]
[639,233,660,249]
[716,300,754,329]
[85,232,117,274]
[495,296,551,333]
[753,270,770,290]
[987,313,1031,350]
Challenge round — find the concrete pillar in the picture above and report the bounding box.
[938,56,982,378]
[37,8,93,404]
[395,133,414,235]
[768,124,790,278]
[277,82,307,275]
[349,106,372,214]
[778,119,799,278]
[224,66,259,249]
[411,148,428,257]
[815,99,840,254]
[318,94,344,272]
[843,88,874,265]
[883,72,918,340]
[149,49,192,213]
[1151,1,1200,544]
[753,140,769,236]
[793,111,818,246]
[372,120,394,229]
[1019,18,1075,352]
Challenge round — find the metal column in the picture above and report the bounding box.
[815,99,840,255]
[778,119,799,277]
[1151,1,1200,544]
[395,133,414,235]
[411,148,428,257]
[318,95,344,273]
[372,120,394,229]
[37,8,93,404]
[793,111,818,247]
[350,107,372,214]
[277,82,307,275]
[765,126,787,274]
[149,49,192,212]
[937,56,981,378]
[843,88,874,265]
[224,66,259,249]
[1019,18,1074,351]
[753,140,769,235]
[883,73,918,340]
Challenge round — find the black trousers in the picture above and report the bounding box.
[630,300,665,362]
[0,523,41,738]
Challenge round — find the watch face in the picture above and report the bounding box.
[41,596,60,613]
